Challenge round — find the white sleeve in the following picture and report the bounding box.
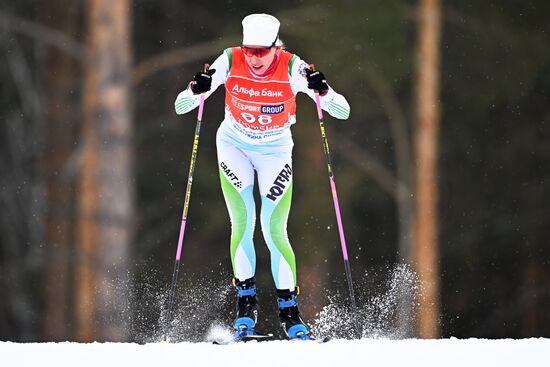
[174,50,230,115]
[290,55,351,120]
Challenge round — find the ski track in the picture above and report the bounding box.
[2,338,549,367]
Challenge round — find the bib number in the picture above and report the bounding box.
[241,112,272,125]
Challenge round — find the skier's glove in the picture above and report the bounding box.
[305,68,329,95]
[190,68,216,94]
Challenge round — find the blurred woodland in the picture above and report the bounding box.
[0,0,549,342]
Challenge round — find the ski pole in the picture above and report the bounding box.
[164,64,209,341]
[310,65,362,338]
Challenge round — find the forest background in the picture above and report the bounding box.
[0,0,548,342]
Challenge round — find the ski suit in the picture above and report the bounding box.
[174,47,350,291]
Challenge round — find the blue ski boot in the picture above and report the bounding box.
[233,277,259,333]
[277,288,312,340]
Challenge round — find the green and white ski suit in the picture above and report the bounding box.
[174,48,350,291]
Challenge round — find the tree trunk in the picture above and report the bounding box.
[42,0,79,342]
[414,0,441,339]
[77,0,133,342]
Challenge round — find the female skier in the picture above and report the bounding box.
[174,13,350,340]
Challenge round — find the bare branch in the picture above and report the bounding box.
[0,9,85,61]
[132,6,330,85]
[132,36,240,85]
[331,130,397,197]
[2,35,42,123]
[365,67,413,188]
[1,30,46,259]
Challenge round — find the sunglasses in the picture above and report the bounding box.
[241,46,273,58]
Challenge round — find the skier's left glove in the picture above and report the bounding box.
[190,68,216,94]
[305,68,329,95]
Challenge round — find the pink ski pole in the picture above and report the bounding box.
[164,65,209,340]
[310,65,361,338]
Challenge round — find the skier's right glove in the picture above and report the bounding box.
[190,68,216,94]
[305,68,329,95]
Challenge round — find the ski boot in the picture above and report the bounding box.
[277,287,312,340]
[233,277,259,334]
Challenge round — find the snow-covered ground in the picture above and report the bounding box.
[4,267,547,367]
[2,338,549,367]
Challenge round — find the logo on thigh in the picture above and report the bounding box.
[220,161,243,189]
[266,164,292,201]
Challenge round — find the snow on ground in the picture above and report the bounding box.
[2,338,549,367]
[4,267,547,367]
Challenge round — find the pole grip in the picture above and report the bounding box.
[310,63,324,120]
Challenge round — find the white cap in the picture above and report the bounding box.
[242,14,280,47]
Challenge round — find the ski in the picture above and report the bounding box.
[289,332,331,343]
[212,332,330,344]
[211,325,330,344]
[212,330,274,345]
[292,336,331,343]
